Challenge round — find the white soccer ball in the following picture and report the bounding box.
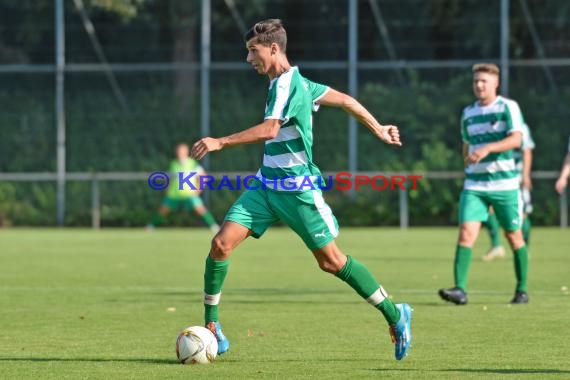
[176,326,218,364]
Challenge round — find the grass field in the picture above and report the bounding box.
[1,227,569,379]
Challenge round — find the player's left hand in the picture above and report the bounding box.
[378,125,402,146]
[465,147,490,164]
[191,137,222,160]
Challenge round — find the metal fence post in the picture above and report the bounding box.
[500,0,510,96]
[200,0,211,207]
[399,188,408,229]
[561,190,568,228]
[91,176,100,229]
[347,0,358,200]
[55,0,66,226]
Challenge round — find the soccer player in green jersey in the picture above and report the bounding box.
[555,137,570,194]
[190,19,412,360]
[147,143,219,232]
[482,122,535,261]
[439,63,529,305]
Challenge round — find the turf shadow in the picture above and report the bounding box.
[368,368,570,375]
[0,357,176,365]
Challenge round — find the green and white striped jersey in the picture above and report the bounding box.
[461,95,524,191]
[256,66,329,191]
[512,123,535,177]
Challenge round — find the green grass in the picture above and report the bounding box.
[1,227,569,379]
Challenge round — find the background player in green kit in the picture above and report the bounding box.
[481,121,535,261]
[147,143,219,232]
[189,19,413,361]
[439,63,529,306]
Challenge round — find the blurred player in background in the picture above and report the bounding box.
[190,19,412,361]
[147,143,220,232]
[555,137,570,194]
[439,63,529,305]
[482,121,535,261]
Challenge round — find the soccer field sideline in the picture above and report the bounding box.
[1,227,569,379]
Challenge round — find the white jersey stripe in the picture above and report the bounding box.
[263,151,308,168]
[266,126,301,143]
[265,70,295,121]
[465,159,516,174]
[467,121,507,136]
[464,177,520,191]
[469,140,516,154]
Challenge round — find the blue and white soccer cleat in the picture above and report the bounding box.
[389,303,413,361]
[206,321,230,355]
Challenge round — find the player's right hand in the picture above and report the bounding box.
[378,125,402,146]
[555,177,568,194]
[191,137,222,160]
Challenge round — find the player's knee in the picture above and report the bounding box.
[316,255,345,274]
[317,260,340,274]
[460,226,475,239]
[505,230,525,249]
[210,235,232,259]
[458,225,477,246]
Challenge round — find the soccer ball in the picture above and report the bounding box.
[176,326,218,364]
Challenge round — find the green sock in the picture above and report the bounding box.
[454,245,472,291]
[335,256,400,325]
[484,213,502,247]
[522,217,531,245]
[201,211,218,228]
[151,213,164,227]
[513,245,528,292]
[203,255,230,323]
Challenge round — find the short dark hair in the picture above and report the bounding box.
[244,19,287,52]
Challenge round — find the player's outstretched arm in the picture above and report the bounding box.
[190,119,283,160]
[317,88,401,146]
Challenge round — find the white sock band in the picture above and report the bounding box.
[366,286,388,306]
[204,292,221,306]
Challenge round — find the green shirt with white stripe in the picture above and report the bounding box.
[461,95,525,191]
[256,66,329,191]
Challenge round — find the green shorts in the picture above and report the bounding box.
[459,189,522,231]
[224,181,339,250]
[162,196,203,212]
